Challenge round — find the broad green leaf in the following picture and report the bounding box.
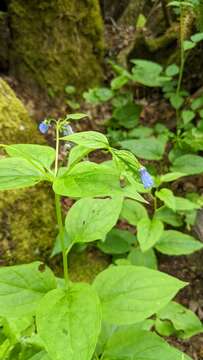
[175,196,200,211]
[102,328,191,360]
[171,154,203,175]
[156,230,203,255]
[170,93,184,109]
[19,350,50,360]
[191,32,203,43]
[157,301,203,339]
[113,102,142,129]
[65,113,87,120]
[112,149,140,172]
[53,162,121,198]
[120,136,167,160]
[61,131,109,149]
[68,145,91,169]
[0,262,56,318]
[120,198,148,226]
[155,206,183,227]
[93,265,186,325]
[51,230,71,257]
[183,40,196,51]
[128,126,153,138]
[181,110,195,125]
[131,60,170,87]
[83,87,114,104]
[165,64,179,76]
[0,157,45,190]
[159,172,185,183]
[111,74,129,90]
[5,144,55,170]
[36,283,101,360]
[128,248,157,269]
[65,197,123,245]
[98,229,135,255]
[156,188,176,211]
[191,96,203,110]
[137,217,164,252]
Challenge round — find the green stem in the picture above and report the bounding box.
[177,5,185,96]
[55,194,69,286]
[54,121,69,286]
[54,123,60,177]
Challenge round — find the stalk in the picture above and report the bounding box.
[54,122,69,286]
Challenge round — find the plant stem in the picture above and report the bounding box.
[54,122,60,177]
[55,194,69,286]
[177,4,185,95]
[54,121,69,287]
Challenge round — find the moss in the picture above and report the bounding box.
[0,78,56,265]
[8,0,104,99]
[69,247,110,283]
[0,184,56,265]
[0,78,45,144]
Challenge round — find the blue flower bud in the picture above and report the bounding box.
[63,124,74,136]
[139,167,154,189]
[39,122,49,134]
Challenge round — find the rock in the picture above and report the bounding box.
[8,0,104,99]
[0,11,9,71]
[0,78,56,264]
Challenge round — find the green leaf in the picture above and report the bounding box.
[36,283,101,360]
[102,328,192,360]
[157,301,203,339]
[159,172,185,183]
[53,162,121,198]
[5,144,55,170]
[83,87,114,104]
[175,196,200,211]
[51,230,71,257]
[65,85,76,94]
[170,93,184,109]
[120,136,167,160]
[93,265,186,325]
[113,102,142,129]
[112,149,140,172]
[165,64,179,76]
[183,40,196,51]
[98,229,135,255]
[120,199,148,226]
[67,145,91,169]
[65,197,123,245]
[156,230,203,255]
[137,217,164,252]
[65,113,87,120]
[191,32,203,43]
[111,75,129,90]
[0,157,45,190]
[171,154,203,175]
[61,131,109,149]
[155,206,183,227]
[181,110,195,125]
[156,188,176,211]
[191,96,203,110]
[128,247,157,269]
[0,262,56,318]
[131,60,170,87]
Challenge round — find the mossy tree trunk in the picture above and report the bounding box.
[8,0,104,100]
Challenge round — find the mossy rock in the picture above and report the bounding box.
[0,78,56,265]
[8,0,104,99]
[0,78,44,144]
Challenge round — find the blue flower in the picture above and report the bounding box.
[139,167,154,189]
[39,122,49,134]
[63,124,74,136]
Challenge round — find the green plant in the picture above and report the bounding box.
[0,114,201,359]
